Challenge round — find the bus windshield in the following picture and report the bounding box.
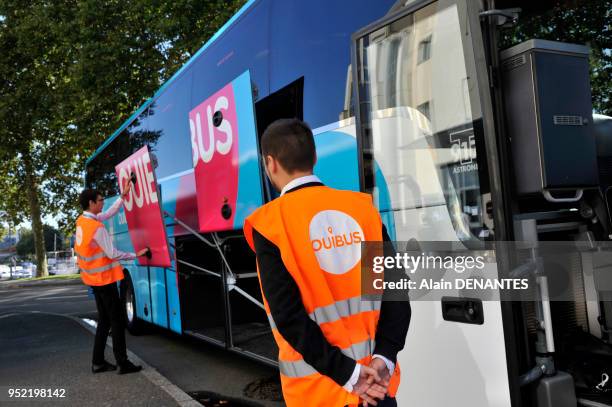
[356,0,491,242]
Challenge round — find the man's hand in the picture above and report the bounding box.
[136,248,150,257]
[369,358,391,386]
[121,177,132,199]
[352,364,388,406]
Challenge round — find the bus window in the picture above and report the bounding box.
[355,0,490,242]
[86,110,150,197]
[269,0,395,129]
[147,71,194,180]
[86,134,127,197]
[190,0,269,112]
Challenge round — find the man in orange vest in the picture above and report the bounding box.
[244,119,411,407]
[76,181,148,374]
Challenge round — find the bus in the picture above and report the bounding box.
[84,0,612,406]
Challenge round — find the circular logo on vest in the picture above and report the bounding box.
[76,226,83,246]
[309,210,364,275]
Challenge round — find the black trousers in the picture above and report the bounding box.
[92,282,127,366]
[377,396,397,407]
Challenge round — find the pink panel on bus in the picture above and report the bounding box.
[189,82,239,232]
[115,146,172,267]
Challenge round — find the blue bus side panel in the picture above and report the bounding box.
[149,266,169,328]
[165,266,182,333]
[234,71,264,229]
[313,130,359,191]
[164,219,182,334]
[159,177,185,332]
[103,199,128,236]
[133,265,153,323]
[161,178,177,225]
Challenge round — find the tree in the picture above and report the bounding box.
[0,212,10,241]
[16,225,64,257]
[0,0,245,277]
[0,1,79,276]
[501,0,612,115]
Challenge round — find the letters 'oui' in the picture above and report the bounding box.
[118,154,158,212]
[190,95,233,166]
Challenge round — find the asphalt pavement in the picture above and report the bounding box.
[0,312,179,406]
[0,281,285,406]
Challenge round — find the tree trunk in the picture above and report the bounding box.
[21,148,48,278]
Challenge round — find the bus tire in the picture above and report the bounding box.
[121,272,145,335]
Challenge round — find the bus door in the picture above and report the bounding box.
[189,70,264,233]
[353,1,514,406]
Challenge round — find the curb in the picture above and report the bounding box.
[3,311,201,407]
[0,277,83,289]
[72,315,202,407]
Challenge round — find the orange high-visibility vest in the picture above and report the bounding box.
[75,214,124,286]
[244,186,401,407]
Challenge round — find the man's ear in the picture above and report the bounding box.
[267,155,277,174]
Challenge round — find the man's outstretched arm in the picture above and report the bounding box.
[93,227,136,261]
[98,179,132,222]
[96,198,123,222]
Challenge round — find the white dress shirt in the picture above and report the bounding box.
[280,174,323,196]
[281,175,395,392]
[83,198,136,261]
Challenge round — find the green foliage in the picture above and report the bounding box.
[0,0,245,271]
[501,0,612,115]
[16,225,64,257]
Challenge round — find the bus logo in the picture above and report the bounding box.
[309,210,364,275]
[189,88,236,166]
[117,151,158,212]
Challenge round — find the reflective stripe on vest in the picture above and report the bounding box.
[80,262,121,275]
[266,295,382,331]
[309,295,381,326]
[75,252,106,262]
[279,337,376,378]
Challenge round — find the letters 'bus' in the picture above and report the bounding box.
[85,0,612,405]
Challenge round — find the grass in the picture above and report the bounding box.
[14,273,80,282]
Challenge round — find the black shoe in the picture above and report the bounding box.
[118,360,142,375]
[92,361,117,373]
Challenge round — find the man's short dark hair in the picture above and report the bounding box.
[79,189,102,210]
[261,118,316,173]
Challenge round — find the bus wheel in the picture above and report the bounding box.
[121,273,145,335]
